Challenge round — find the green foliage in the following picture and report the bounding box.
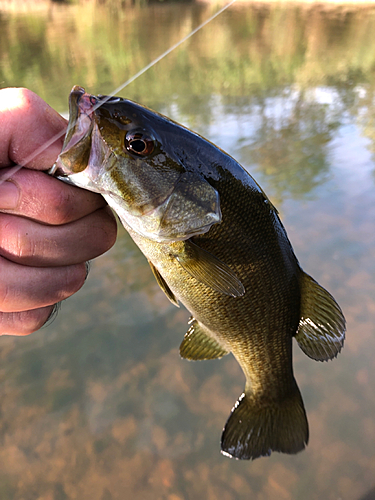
[1,3,375,109]
[2,1,375,198]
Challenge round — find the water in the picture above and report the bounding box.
[1,1,375,499]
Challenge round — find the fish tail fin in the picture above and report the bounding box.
[221,387,308,460]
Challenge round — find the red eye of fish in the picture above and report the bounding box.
[125,131,155,156]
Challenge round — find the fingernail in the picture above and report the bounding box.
[0,180,20,209]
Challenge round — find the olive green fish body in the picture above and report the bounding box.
[129,172,300,387]
[126,167,308,459]
[51,86,345,460]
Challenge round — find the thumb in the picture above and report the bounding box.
[0,87,67,171]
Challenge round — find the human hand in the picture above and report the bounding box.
[0,88,117,335]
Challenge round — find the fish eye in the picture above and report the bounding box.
[125,130,155,156]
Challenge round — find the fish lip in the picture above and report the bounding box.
[50,86,97,177]
[70,85,98,115]
[64,86,97,147]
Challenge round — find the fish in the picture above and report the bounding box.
[49,85,346,460]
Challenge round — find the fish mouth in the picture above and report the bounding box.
[49,86,97,177]
[65,85,98,145]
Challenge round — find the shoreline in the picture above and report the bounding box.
[1,0,375,15]
[1,0,375,7]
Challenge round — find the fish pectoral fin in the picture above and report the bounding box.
[175,240,245,298]
[148,261,179,307]
[295,272,346,361]
[180,318,229,360]
[221,388,309,460]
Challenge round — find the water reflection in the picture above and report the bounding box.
[0,1,375,499]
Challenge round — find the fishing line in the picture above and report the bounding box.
[0,0,236,185]
[91,0,237,111]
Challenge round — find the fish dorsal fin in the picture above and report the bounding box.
[295,272,345,361]
[148,261,179,307]
[175,240,245,298]
[180,318,229,360]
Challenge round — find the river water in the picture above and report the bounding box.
[0,1,375,499]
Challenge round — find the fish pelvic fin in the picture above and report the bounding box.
[221,389,308,460]
[296,272,346,361]
[148,261,179,307]
[180,318,229,360]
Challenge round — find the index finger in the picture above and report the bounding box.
[1,167,107,225]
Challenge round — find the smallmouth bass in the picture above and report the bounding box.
[50,86,345,460]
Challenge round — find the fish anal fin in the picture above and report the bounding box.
[175,240,245,298]
[221,389,308,460]
[180,318,229,360]
[296,272,346,361]
[148,261,179,307]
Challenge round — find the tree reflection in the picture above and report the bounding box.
[239,88,341,202]
[349,83,375,176]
